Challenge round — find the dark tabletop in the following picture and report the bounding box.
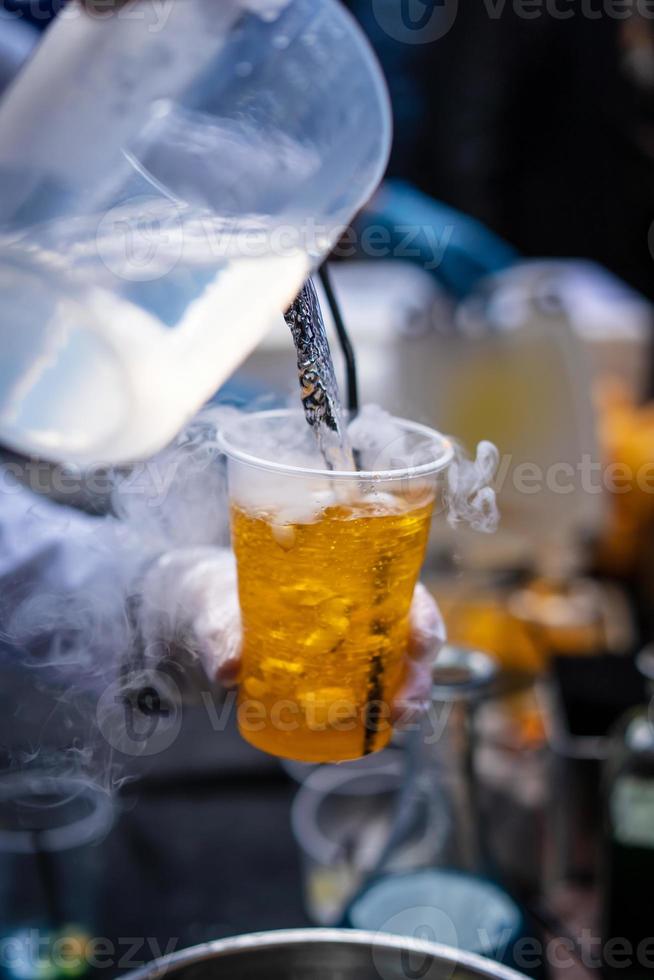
[0,655,310,976]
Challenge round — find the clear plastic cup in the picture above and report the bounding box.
[219,409,453,763]
[0,0,391,466]
[290,751,445,925]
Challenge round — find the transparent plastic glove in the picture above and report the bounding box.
[141,549,445,711]
[140,548,242,691]
[393,582,447,723]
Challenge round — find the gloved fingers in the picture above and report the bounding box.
[140,547,242,690]
[193,608,242,689]
[407,582,446,663]
[392,583,446,725]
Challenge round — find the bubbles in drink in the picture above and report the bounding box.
[298,687,358,728]
[232,489,435,763]
[270,522,297,551]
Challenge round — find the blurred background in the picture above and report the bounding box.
[2,2,654,980]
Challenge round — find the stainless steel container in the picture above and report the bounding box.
[125,929,528,980]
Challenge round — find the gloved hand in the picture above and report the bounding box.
[141,547,445,714]
[140,548,242,692]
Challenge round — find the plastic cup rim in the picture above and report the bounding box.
[290,754,406,863]
[217,409,454,481]
[0,772,115,854]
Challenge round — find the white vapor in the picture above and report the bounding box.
[444,440,500,533]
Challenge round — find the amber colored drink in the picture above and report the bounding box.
[232,494,434,763]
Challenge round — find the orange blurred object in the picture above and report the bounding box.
[436,584,545,674]
[596,380,654,575]
[432,575,607,677]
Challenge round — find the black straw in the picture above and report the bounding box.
[318,264,360,418]
[317,263,388,754]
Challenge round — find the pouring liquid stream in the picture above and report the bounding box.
[285,278,357,473]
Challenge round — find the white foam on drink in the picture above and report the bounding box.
[222,406,427,525]
[220,404,499,531]
[230,470,337,525]
[349,405,500,533]
[237,485,419,528]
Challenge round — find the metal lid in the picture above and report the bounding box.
[431,645,498,702]
[121,928,529,980]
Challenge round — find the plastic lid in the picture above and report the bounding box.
[348,869,523,959]
[431,646,498,702]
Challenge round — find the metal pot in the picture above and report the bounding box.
[125,929,528,980]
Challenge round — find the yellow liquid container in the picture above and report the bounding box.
[220,409,453,763]
[232,498,433,762]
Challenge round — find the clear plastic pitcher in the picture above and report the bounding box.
[0,0,391,465]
